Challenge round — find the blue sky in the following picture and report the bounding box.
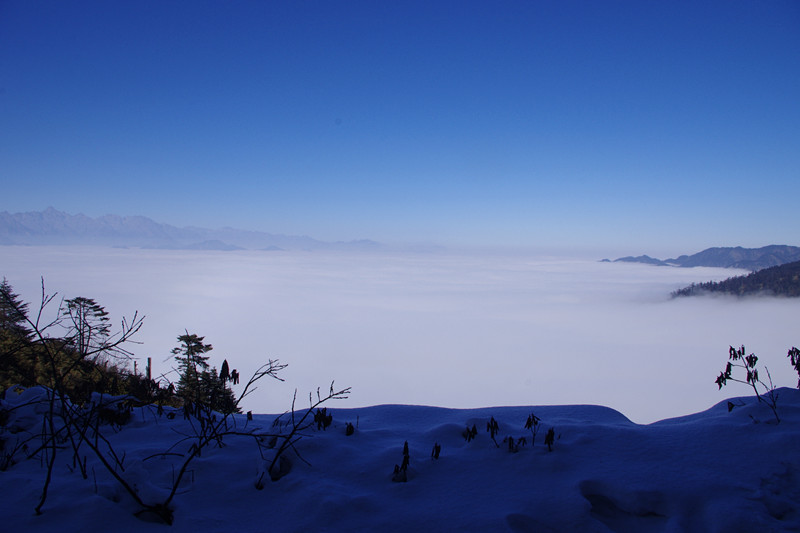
[1,1,798,254]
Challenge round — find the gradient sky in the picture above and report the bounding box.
[1,1,798,255]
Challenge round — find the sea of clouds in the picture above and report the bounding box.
[3,245,798,423]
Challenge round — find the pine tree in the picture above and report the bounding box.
[0,278,32,338]
[170,333,238,412]
[62,297,111,358]
[172,333,212,404]
[0,278,29,330]
[201,366,239,414]
[0,278,35,387]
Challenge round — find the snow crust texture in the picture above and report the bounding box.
[2,388,799,532]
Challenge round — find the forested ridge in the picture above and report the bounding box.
[672,260,800,298]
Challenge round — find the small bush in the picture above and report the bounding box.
[715,345,780,423]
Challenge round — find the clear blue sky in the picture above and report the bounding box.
[1,1,798,254]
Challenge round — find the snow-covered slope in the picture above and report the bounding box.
[2,388,799,532]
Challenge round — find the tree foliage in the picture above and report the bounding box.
[62,297,111,359]
[171,332,238,414]
[0,277,35,385]
[0,279,149,403]
[172,333,211,398]
[673,260,800,298]
[0,277,32,338]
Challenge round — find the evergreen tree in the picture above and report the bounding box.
[0,278,32,338]
[171,333,239,414]
[172,333,212,403]
[56,296,130,399]
[62,296,111,358]
[200,366,239,414]
[220,359,230,382]
[0,278,35,387]
[1,279,146,403]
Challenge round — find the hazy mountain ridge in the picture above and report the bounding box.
[672,259,800,298]
[607,245,800,270]
[0,208,380,251]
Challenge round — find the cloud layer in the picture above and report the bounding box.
[3,246,798,423]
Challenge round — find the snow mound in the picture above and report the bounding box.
[1,388,799,532]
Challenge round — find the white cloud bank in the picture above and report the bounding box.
[2,246,798,423]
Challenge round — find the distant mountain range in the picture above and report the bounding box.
[0,208,380,251]
[603,245,800,270]
[672,260,800,298]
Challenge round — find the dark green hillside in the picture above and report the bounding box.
[672,260,800,298]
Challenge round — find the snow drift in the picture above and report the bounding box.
[2,386,799,532]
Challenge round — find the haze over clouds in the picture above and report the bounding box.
[3,246,798,424]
